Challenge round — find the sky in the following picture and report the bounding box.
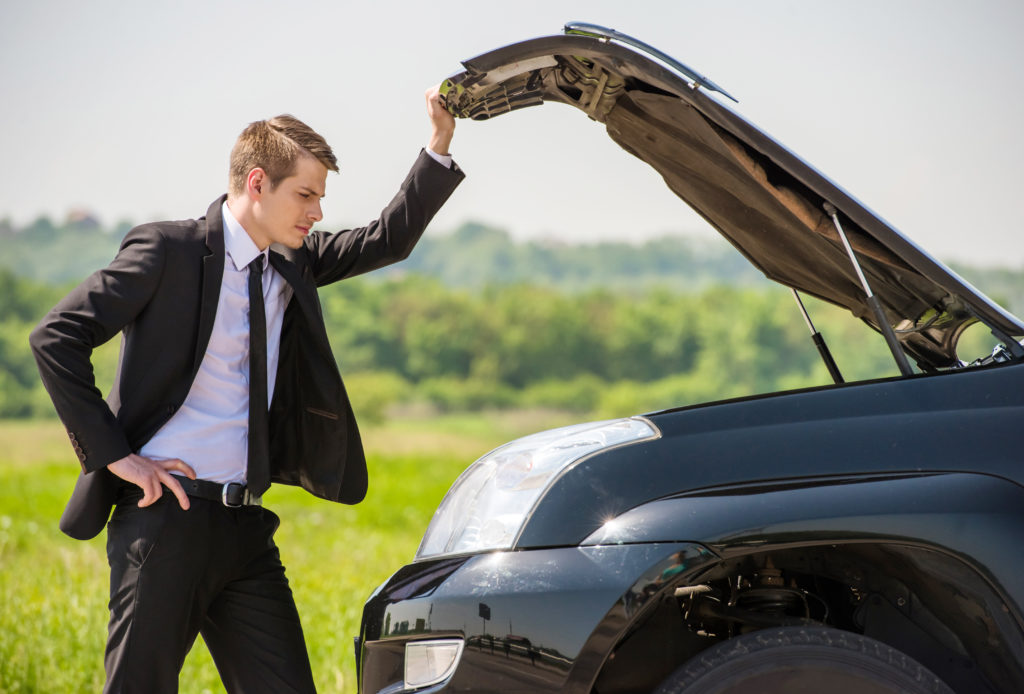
[1,0,1022,266]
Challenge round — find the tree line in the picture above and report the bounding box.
[1,217,1020,422]
[7,215,1020,301]
[318,276,904,421]
[0,265,907,421]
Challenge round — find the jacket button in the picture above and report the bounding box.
[77,452,86,462]
[68,432,77,441]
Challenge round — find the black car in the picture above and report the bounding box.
[356,24,1024,694]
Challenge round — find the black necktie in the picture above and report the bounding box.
[247,257,270,496]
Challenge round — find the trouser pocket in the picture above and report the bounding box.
[106,495,172,569]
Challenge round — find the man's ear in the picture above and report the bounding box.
[247,168,267,200]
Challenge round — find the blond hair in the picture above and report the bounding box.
[228,114,338,195]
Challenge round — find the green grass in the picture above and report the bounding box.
[0,412,576,693]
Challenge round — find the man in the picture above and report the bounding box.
[29,86,464,693]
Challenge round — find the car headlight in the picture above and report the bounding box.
[416,417,660,559]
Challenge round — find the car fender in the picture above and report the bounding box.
[584,471,1024,613]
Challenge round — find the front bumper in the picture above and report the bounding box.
[357,542,716,693]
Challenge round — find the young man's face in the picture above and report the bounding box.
[250,155,328,250]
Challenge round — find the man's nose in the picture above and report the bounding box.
[308,201,323,222]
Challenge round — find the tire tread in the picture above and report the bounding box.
[655,627,954,694]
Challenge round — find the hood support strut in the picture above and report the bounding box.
[792,289,844,384]
[824,203,915,376]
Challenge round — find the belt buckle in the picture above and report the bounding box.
[221,482,246,508]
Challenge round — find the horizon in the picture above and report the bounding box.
[2,212,1019,273]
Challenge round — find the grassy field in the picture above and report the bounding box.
[0,412,575,693]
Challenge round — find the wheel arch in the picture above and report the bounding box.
[581,472,1024,693]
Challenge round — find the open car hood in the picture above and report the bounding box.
[441,26,1024,372]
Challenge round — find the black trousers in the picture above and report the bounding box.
[103,491,316,693]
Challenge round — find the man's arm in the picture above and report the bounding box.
[29,226,194,508]
[304,85,465,285]
[30,227,166,469]
[426,84,455,157]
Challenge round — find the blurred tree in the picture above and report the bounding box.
[2,220,1016,421]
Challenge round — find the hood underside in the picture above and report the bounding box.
[441,32,1024,371]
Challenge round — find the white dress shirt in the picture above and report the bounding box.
[139,203,291,483]
[139,149,452,483]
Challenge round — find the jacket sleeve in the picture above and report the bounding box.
[303,149,465,286]
[29,226,167,472]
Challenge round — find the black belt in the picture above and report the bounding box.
[170,475,262,507]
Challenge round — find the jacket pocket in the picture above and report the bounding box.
[305,406,339,420]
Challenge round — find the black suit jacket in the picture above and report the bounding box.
[30,151,464,540]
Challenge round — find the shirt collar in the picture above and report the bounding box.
[221,201,267,272]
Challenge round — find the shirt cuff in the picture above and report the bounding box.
[425,147,453,169]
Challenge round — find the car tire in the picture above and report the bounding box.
[653,626,954,694]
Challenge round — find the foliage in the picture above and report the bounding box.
[318,275,903,416]
[0,215,129,285]
[7,215,1021,300]
[342,370,411,425]
[2,219,1021,422]
[1,264,998,421]
[0,272,64,418]
[383,221,767,291]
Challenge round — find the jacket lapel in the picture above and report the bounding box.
[192,197,227,377]
[268,249,325,325]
